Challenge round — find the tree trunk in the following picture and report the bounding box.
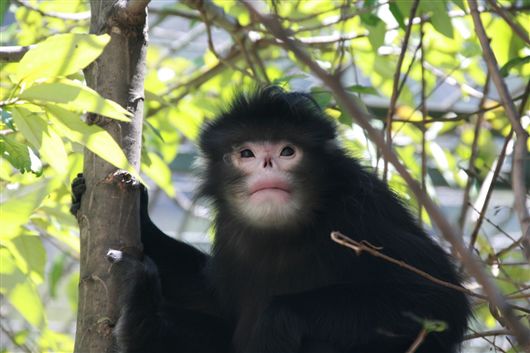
[74,1,149,352]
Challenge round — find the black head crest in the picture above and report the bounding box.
[199,86,337,160]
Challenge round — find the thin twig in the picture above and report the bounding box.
[330,231,484,299]
[384,0,420,182]
[486,0,530,45]
[419,19,427,227]
[0,45,34,62]
[406,328,429,353]
[468,130,513,250]
[464,329,511,340]
[457,71,491,231]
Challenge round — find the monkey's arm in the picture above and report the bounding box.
[249,281,466,353]
[138,185,209,285]
[108,250,230,353]
[71,174,208,286]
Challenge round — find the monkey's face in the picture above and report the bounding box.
[225,141,306,228]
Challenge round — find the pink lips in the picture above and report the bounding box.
[249,179,291,196]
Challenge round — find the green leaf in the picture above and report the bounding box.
[389,2,405,30]
[450,0,466,11]
[49,254,67,298]
[15,33,110,82]
[0,0,9,24]
[9,234,46,284]
[20,80,131,122]
[500,55,530,77]
[0,248,45,328]
[142,152,175,197]
[310,88,333,108]
[424,1,454,38]
[1,108,15,130]
[367,19,386,51]
[46,105,145,184]
[271,74,308,86]
[0,178,51,239]
[11,106,68,172]
[66,272,79,312]
[346,85,379,95]
[0,135,33,173]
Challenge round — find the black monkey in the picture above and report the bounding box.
[71,86,469,353]
[70,176,232,353]
[198,86,470,353]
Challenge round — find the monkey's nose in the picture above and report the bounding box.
[262,157,273,168]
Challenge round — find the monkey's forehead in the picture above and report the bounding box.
[198,87,337,157]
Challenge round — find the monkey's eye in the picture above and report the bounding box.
[280,146,295,157]
[240,149,255,158]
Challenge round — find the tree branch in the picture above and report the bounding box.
[0,45,34,62]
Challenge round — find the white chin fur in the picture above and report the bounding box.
[234,196,301,228]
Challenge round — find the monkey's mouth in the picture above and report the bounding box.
[249,180,291,203]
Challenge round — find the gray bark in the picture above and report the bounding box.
[74,1,149,352]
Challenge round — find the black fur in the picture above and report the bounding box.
[72,86,469,353]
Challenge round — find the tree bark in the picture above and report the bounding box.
[74,1,149,352]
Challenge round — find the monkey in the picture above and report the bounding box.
[71,86,469,353]
[197,86,470,353]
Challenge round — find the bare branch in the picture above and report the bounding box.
[0,45,34,62]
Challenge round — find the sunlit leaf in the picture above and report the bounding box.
[46,105,144,184]
[141,152,175,197]
[66,272,79,312]
[420,1,454,38]
[20,80,131,122]
[39,328,75,353]
[15,33,110,82]
[11,106,68,172]
[310,88,333,108]
[0,178,51,239]
[8,234,46,284]
[0,135,33,173]
[389,2,405,29]
[367,19,386,50]
[49,254,67,298]
[346,85,379,95]
[0,248,45,328]
[451,0,466,11]
[499,55,530,77]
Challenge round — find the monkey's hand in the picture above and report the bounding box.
[70,173,86,216]
[107,249,164,352]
